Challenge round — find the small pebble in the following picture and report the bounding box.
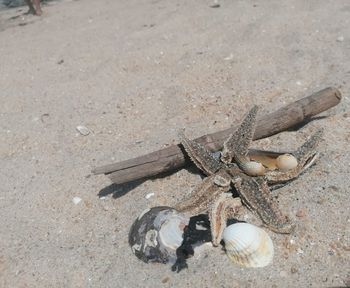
[145,192,155,199]
[297,248,304,254]
[224,53,234,60]
[328,185,339,191]
[210,0,220,8]
[76,125,90,136]
[291,267,298,274]
[161,276,170,283]
[336,36,344,42]
[40,113,50,123]
[296,81,302,86]
[72,197,82,205]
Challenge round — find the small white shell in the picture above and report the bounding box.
[276,154,298,171]
[222,223,274,268]
[241,161,266,176]
[76,125,90,136]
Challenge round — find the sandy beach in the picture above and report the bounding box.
[0,0,349,287]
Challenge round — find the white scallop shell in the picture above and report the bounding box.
[276,154,298,171]
[222,223,274,268]
[241,161,266,176]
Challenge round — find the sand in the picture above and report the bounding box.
[0,0,349,287]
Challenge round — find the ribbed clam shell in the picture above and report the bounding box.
[276,154,298,171]
[241,161,266,176]
[223,223,274,268]
[129,206,189,264]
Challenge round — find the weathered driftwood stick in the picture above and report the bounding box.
[93,87,341,184]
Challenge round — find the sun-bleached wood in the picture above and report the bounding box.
[92,87,341,184]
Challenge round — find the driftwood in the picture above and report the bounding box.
[92,87,341,184]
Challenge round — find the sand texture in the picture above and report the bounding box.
[0,0,349,287]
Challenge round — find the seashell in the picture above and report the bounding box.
[129,206,189,264]
[249,154,278,170]
[76,125,90,136]
[276,154,298,171]
[222,223,274,268]
[241,160,266,176]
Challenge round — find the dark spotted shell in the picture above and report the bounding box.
[129,206,189,264]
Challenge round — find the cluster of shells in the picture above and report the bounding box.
[244,153,298,176]
[129,207,274,268]
[129,153,297,268]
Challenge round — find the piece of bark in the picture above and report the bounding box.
[92,87,341,184]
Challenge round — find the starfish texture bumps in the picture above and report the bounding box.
[175,106,322,246]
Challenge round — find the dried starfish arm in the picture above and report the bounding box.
[230,171,295,234]
[178,131,223,176]
[265,129,323,183]
[221,105,259,166]
[294,129,323,167]
[209,194,242,246]
[175,170,232,215]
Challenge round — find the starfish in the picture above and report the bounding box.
[175,106,322,246]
